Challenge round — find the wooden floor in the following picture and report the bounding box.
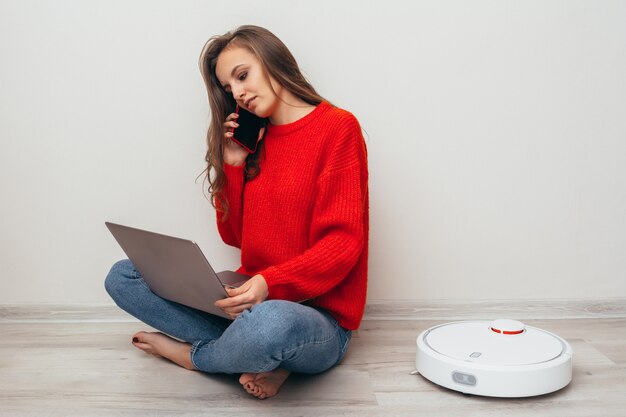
[1,312,625,416]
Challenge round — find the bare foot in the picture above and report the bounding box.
[132,331,196,371]
[239,368,291,400]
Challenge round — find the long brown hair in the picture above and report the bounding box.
[198,25,327,220]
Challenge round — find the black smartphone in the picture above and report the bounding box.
[230,104,266,154]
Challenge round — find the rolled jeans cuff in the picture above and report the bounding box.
[190,340,206,370]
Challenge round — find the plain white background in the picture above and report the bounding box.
[1,0,625,305]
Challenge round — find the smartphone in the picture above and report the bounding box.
[230,104,266,154]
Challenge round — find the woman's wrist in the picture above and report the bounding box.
[223,144,248,166]
[252,274,269,302]
[223,153,245,167]
[224,159,244,167]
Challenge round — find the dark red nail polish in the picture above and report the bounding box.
[132,337,139,343]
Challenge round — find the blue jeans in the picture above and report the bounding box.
[104,259,352,374]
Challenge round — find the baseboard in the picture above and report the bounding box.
[363,298,626,320]
[1,298,625,323]
[0,304,134,323]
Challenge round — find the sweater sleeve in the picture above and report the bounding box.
[215,163,245,248]
[258,115,368,301]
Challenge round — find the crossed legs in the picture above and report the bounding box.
[105,259,350,399]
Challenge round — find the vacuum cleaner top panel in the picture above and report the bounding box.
[425,321,565,366]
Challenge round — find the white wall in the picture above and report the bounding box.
[1,0,625,304]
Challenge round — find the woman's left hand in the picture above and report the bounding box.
[214,274,269,320]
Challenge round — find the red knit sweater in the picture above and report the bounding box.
[216,101,369,330]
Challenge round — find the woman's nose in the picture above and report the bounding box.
[231,87,245,100]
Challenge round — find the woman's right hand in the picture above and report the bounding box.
[223,113,248,167]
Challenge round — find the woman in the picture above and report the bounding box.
[105,25,369,400]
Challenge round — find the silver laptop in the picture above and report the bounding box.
[105,222,250,320]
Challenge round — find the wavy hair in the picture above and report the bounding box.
[198,25,326,220]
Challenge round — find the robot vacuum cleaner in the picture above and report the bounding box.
[416,319,573,397]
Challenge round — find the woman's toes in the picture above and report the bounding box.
[239,373,255,386]
[240,373,259,395]
[132,331,148,342]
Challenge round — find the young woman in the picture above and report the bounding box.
[105,25,369,400]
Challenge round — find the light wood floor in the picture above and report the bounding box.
[1,313,625,416]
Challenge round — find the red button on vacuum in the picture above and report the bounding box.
[489,319,526,335]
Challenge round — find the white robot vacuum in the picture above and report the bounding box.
[416,319,573,397]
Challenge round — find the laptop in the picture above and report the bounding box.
[105,221,250,320]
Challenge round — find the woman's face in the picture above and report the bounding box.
[215,45,282,118]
